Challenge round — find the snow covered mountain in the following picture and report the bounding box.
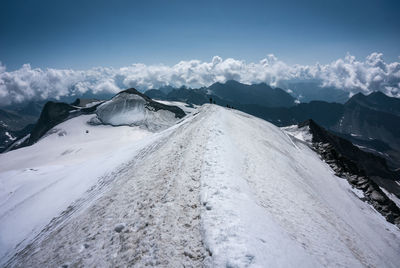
[1,99,400,267]
[92,88,186,131]
[5,88,186,153]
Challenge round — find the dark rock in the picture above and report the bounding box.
[347,175,358,184]
[114,223,125,233]
[385,213,395,223]
[370,191,386,203]
[300,119,400,228]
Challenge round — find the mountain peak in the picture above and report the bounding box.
[352,92,366,98]
[298,118,317,129]
[224,79,242,85]
[367,91,389,100]
[119,87,142,96]
[208,80,295,107]
[350,91,389,102]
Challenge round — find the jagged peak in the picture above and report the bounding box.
[298,118,318,129]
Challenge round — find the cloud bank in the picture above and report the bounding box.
[1,52,399,105]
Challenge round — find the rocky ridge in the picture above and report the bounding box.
[300,119,400,227]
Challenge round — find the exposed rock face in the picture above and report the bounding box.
[11,101,101,150]
[28,102,77,144]
[70,98,102,108]
[299,119,400,227]
[302,119,399,180]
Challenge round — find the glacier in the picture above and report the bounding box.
[93,90,185,131]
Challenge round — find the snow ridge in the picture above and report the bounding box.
[1,104,400,267]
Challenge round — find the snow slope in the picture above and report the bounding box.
[200,108,400,267]
[0,114,155,262]
[1,105,400,267]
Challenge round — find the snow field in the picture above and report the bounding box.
[0,114,152,263]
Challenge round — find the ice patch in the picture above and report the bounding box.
[281,124,313,143]
[4,132,16,141]
[380,187,400,208]
[94,93,180,131]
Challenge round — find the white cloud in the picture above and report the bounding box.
[0,52,399,105]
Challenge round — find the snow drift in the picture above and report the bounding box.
[0,104,399,267]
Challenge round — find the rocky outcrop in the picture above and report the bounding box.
[70,98,102,108]
[12,101,101,150]
[299,119,400,227]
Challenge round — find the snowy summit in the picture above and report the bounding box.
[2,1,400,266]
[0,98,399,267]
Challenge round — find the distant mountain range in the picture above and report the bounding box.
[146,80,351,104]
[280,80,350,103]
[146,80,296,107]
[1,80,400,170]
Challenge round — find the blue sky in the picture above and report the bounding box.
[0,0,399,70]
